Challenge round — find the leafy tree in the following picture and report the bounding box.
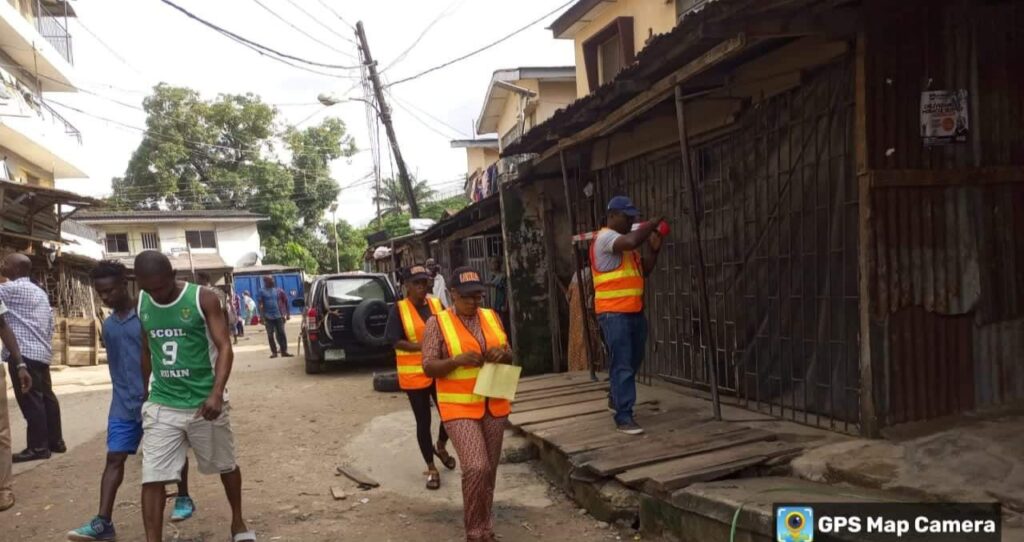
[371,176,436,216]
[111,84,358,271]
[364,194,471,239]
[315,219,367,273]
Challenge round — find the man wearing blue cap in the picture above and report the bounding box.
[590,196,663,435]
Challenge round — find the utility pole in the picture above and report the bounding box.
[330,203,341,273]
[355,21,420,218]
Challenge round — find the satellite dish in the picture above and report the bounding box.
[236,252,259,268]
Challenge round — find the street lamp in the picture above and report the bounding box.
[317,92,381,114]
[329,202,340,273]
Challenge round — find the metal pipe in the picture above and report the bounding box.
[673,85,721,420]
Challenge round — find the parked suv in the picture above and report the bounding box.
[298,272,397,374]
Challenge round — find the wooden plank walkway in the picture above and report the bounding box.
[511,374,805,498]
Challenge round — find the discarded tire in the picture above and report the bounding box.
[352,299,390,347]
[372,371,400,392]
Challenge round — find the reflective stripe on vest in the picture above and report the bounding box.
[395,297,444,390]
[435,308,511,421]
[590,228,645,314]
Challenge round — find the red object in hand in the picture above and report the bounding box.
[656,220,670,237]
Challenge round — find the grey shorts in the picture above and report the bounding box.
[140,401,237,484]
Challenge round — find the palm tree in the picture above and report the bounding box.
[372,176,435,216]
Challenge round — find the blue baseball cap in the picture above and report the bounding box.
[607,196,639,217]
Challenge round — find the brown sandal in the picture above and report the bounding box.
[426,470,441,490]
[434,445,457,470]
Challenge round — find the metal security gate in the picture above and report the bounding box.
[463,233,503,287]
[570,59,861,431]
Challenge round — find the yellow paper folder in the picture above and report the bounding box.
[473,363,522,401]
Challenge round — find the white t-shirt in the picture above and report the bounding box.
[593,229,624,272]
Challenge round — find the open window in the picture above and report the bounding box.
[582,17,635,93]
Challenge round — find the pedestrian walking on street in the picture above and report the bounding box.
[426,258,451,308]
[68,260,195,541]
[0,298,33,512]
[385,265,454,490]
[134,251,254,542]
[242,291,256,326]
[423,267,514,542]
[230,289,246,340]
[197,273,237,346]
[591,196,663,435]
[0,253,65,462]
[257,275,292,358]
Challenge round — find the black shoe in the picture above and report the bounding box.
[50,441,67,454]
[616,421,644,436]
[607,397,615,413]
[270,353,279,359]
[281,352,294,358]
[12,448,51,463]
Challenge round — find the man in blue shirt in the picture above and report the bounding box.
[257,275,292,358]
[67,261,195,541]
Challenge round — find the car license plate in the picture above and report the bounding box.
[325,349,346,361]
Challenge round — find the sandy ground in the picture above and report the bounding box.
[3,325,639,541]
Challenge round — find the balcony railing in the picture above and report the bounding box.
[35,0,74,65]
[500,123,524,151]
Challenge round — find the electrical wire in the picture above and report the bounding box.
[381,0,465,74]
[282,0,359,47]
[250,0,355,57]
[387,90,471,139]
[386,0,576,88]
[159,0,360,70]
[389,96,465,140]
[314,0,355,31]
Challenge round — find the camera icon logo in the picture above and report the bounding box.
[776,507,814,542]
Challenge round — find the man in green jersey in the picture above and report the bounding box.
[134,251,254,542]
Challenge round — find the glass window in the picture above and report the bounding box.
[185,230,217,249]
[104,233,129,253]
[598,33,624,86]
[324,277,389,306]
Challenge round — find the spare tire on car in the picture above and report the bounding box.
[352,298,391,347]
[372,371,400,392]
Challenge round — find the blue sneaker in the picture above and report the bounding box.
[170,496,195,522]
[66,516,116,541]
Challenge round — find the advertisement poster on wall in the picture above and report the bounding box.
[920,90,969,145]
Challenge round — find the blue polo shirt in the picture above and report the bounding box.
[103,309,145,421]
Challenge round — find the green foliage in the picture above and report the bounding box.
[364,194,471,239]
[263,239,319,275]
[371,176,436,216]
[111,85,360,273]
[315,219,367,273]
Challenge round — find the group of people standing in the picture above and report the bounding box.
[386,262,514,542]
[0,251,253,541]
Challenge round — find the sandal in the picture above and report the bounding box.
[434,445,457,470]
[232,531,256,542]
[426,470,441,490]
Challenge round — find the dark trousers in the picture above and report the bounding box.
[406,384,449,464]
[598,312,647,426]
[8,357,63,451]
[264,317,289,354]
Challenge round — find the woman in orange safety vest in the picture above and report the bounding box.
[385,265,454,490]
[422,266,513,542]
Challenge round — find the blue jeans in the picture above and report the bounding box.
[598,312,647,425]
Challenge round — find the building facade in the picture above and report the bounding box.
[76,210,268,273]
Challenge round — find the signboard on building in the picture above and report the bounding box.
[920,90,969,145]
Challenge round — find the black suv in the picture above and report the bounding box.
[298,272,397,374]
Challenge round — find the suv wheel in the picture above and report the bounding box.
[303,337,323,374]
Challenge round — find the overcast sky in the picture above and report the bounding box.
[53,0,574,226]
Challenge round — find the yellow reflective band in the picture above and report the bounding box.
[428,297,443,313]
[592,268,642,286]
[594,288,645,299]
[447,366,480,380]
[437,312,463,356]
[395,350,418,356]
[397,300,418,342]
[396,365,424,374]
[437,392,483,404]
[480,309,507,346]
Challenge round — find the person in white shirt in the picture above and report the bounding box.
[426,258,451,308]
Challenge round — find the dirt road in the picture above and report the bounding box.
[3,328,631,541]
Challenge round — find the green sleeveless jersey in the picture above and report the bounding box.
[139,282,218,409]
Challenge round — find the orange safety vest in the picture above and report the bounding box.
[435,308,511,422]
[590,228,645,314]
[395,296,444,390]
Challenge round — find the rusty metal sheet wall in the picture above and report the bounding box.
[873,183,1024,423]
[866,0,1024,170]
[574,59,861,431]
[869,187,981,317]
